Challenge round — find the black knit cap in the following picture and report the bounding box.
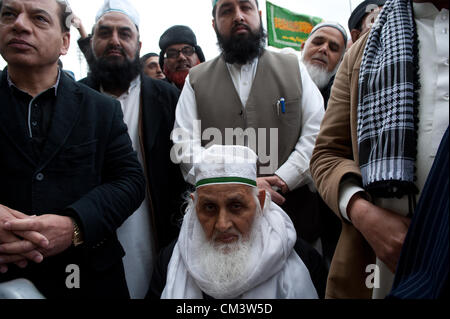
[159,25,205,69]
[348,0,386,31]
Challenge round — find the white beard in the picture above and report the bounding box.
[193,206,263,298]
[303,62,335,90]
[197,233,253,297]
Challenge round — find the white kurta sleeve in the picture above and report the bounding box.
[171,75,200,185]
[275,61,325,191]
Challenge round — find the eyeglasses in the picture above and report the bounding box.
[164,46,196,59]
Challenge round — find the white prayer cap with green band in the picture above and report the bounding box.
[195,145,258,189]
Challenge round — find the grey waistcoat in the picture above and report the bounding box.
[189,50,303,176]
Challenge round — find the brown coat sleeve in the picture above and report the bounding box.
[310,34,369,219]
[310,34,376,299]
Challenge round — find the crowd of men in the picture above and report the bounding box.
[0,0,448,300]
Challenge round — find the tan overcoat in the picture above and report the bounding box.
[310,32,376,299]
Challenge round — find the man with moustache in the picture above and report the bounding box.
[158,25,205,90]
[80,0,187,299]
[301,22,347,108]
[150,145,318,299]
[172,0,324,247]
[0,0,145,298]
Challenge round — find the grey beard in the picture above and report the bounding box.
[303,61,336,90]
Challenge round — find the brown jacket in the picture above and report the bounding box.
[310,32,376,299]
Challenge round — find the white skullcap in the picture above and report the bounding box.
[96,0,140,28]
[194,145,258,188]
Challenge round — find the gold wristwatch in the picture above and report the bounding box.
[71,218,84,247]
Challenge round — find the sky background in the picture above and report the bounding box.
[0,0,365,79]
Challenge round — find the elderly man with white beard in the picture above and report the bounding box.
[300,22,348,270]
[148,145,320,299]
[301,22,347,109]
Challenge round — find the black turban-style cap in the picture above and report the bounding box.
[348,0,386,31]
[159,25,205,69]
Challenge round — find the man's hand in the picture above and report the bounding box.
[0,205,49,272]
[348,194,411,273]
[2,214,73,259]
[257,176,289,206]
[71,15,88,39]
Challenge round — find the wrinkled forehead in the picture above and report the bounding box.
[166,43,194,51]
[145,56,159,64]
[95,11,138,33]
[309,27,345,45]
[215,0,257,8]
[1,0,60,14]
[196,184,254,202]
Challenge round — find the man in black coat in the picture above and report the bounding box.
[80,0,187,298]
[0,0,145,298]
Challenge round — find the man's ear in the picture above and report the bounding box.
[257,189,266,209]
[212,19,216,31]
[190,193,195,201]
[350,29,361,43]
[60,32,71,56]
[301,42,305,51]
[137,40,142,56]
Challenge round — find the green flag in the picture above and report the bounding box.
[266,1,323,51]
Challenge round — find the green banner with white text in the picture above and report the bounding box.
[266,1,323,51]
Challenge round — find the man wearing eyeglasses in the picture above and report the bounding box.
[158,25,205,90]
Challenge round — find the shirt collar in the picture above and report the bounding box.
[100,75,141,99]
[226,57,259,71]
[413,2,442,19]
[7,67,61,97]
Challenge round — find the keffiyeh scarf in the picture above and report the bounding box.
[357,0,420,198]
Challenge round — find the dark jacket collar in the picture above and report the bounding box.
[0,69,83,168]
[80,73,164,151]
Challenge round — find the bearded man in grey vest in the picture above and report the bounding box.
[172,0,325,246]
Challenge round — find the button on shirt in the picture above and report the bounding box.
[7,70,60,160]
[226,59,258,107]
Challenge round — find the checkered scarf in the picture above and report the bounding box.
[357,0,420,198]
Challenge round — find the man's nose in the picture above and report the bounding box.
[177,51,188,61]
[12,13,32,33]
[215,210,232,233]
[109,31,121,46]
[318,43,329,55]
[233,8,245,23]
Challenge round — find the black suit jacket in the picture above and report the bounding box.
[0,69,146,298]
[80,74,187,250]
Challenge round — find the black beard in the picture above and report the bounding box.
[89,51,142,93]
[215,22,266,65]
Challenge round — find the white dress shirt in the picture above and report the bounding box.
[172,53,324,191]
[102,76,155,299]
[338,3,449,299]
